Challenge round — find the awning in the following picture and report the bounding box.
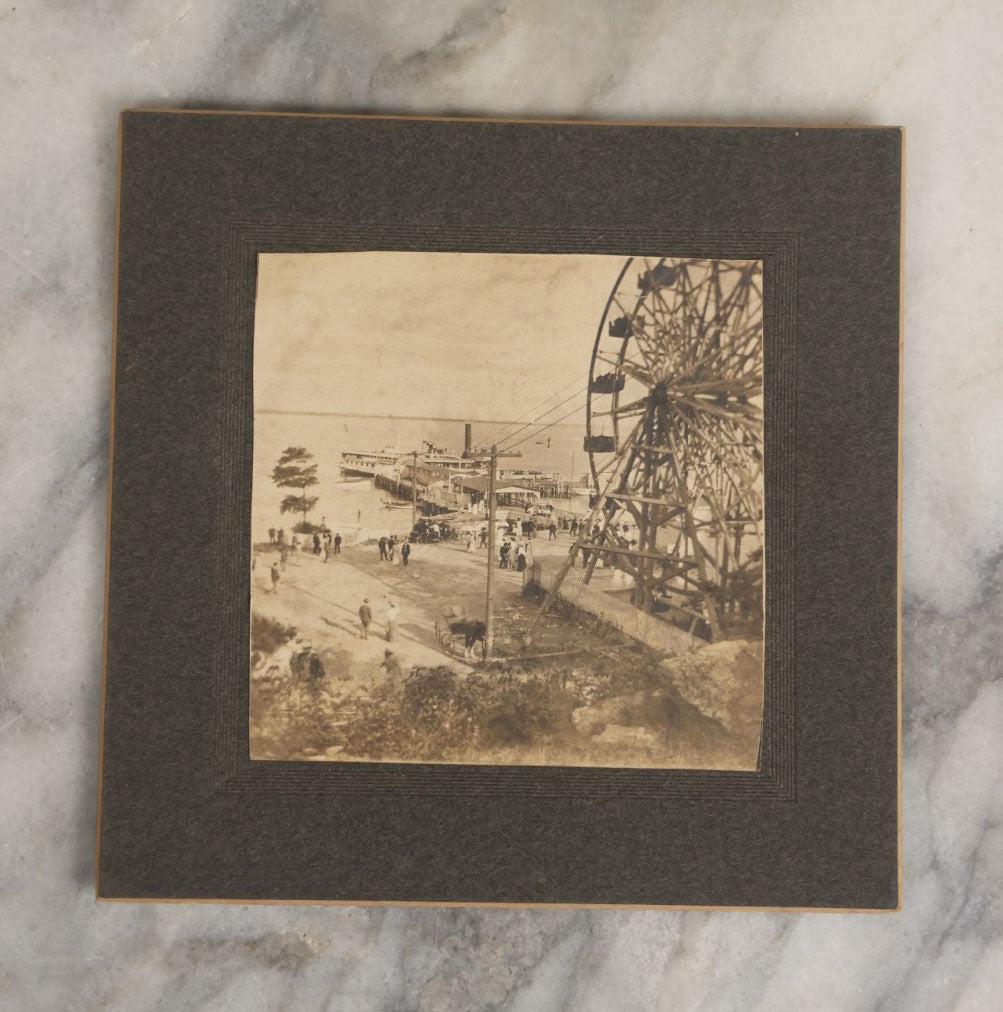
[495,486,541,497]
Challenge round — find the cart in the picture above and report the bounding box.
[434,604,486,662]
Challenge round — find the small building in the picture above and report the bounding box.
[449,475,542,510]
[495,485,542,508]
[497,468,563,498]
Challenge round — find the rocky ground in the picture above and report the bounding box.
[249,537,763,770]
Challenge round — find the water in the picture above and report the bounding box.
[251,413,586,542]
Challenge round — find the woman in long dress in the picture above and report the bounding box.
[385,601,400,642]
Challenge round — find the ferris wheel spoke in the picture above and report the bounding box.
[683,414,764,541]
[679,396,764,433]
[683,413,757,479]
[609,292,662,374]
[690,286,719,370]
[607,391,653,416]
[692,311,762,367]
[582,256,764,636]
[649,275,706,371]
[671,373,761,397]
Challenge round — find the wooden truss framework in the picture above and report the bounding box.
[544,257,765,642]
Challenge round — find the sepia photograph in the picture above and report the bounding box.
[249,251,764,770]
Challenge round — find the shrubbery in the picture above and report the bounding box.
[248,587,755,764]
[251,613,297,655]
[337,665,579,761]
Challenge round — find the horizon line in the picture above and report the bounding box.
[256,409,583,427]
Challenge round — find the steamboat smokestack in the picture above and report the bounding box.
[464,422,473,455]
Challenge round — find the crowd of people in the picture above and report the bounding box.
[453,510,638,573]
[376,534,412,566]
[255,523,414,595]
[256,508,639,597]
[253,505,641,680]
[263,525,344,567]
[255,524,408,685]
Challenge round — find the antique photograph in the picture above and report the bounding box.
[249,251,764,770]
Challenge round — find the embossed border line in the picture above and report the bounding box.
[212,222,797,802]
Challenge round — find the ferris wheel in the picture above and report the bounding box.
[576,256,765,641]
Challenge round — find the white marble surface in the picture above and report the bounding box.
[2,1,1001,1008]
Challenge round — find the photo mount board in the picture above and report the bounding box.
[98,111,901,909]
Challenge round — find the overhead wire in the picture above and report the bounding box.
[493,386,589,455]
[496,396,590,455]
[477,372,589,448]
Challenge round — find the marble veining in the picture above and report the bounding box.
[2,0,1001,1008]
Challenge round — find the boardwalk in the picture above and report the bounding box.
[529,557,699,657]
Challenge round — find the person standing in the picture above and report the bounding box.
[385,601,400,642]
[290,534,301,564]
[479,526,488,548]
[269,561,280,594]
[322,539,330,563]
[267,527,276,544]
[279,543,289,570]
[334,532,342,555]
[466,531,475,553]
[380,649,403,681]
[277,528,285,544]
[499,540,510,569]
[378,536,388,561]
[358,597,373,639]
[548,521,557,540]
[516,544,527,572]
[313,532,321,555]
[401,541,411,567]
[388,538,397,565]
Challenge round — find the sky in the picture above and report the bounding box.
[253,251,630,425]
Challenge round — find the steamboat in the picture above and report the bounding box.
[339,423,511,480]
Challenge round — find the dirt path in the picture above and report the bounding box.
[251,535,573,682]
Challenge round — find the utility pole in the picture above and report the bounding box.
[530,432,634,631]
[484,444,498,660]
[411,449,418,530]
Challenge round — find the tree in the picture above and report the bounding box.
[272,446,319,531]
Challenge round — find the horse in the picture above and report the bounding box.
[452,619,487,660]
